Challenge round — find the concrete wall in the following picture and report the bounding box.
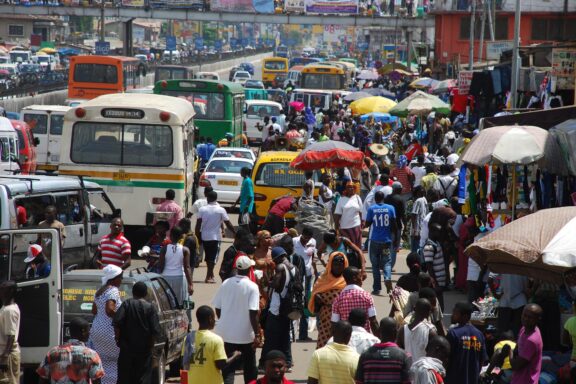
[0,51,272,113]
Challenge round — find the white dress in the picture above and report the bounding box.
[89,286,121,384]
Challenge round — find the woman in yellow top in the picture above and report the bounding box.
[308,252,348,349]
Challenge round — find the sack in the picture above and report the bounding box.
[181,331,197,369]
[279,264,304,320]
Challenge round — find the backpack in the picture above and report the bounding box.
[279,263,304,320]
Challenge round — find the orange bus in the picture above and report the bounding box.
[68,56,146,100]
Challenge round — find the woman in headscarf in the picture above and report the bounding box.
[89,265,123,384]
[390,154,415,202]
[309,252,348,348]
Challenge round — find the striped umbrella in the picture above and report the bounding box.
[431,79,457,94]
[289,140,364,170]
[466,207,576,282]
[409,77,439,89]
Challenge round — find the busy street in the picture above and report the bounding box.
[0,1,576,384]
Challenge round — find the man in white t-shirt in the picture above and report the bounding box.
[190,186,213,267]
[212,255,260,384]
[411,154,427,187]
[195,190,236,284]
[335,182,364,250]
[293,227,317,341]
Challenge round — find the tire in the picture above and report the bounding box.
[154,352,166,384]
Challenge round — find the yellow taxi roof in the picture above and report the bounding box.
[255,150,300,164]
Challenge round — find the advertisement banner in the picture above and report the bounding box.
[486,41,513,60]
[122,0,144,6]
[458,70,474,95]
[210,0,274,13]
[305,0,358,14]
[284,0,304,12]
[551,48,576,90]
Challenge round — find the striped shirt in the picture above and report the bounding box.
[390,167,413,194]
[355,342,411,384]
[307,342,359,384]
[423,239,446,287]
[98,233,131,267]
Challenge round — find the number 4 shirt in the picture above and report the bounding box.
[366,203,396,243]
[185,329,227,384]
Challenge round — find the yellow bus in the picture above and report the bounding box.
[300,64,347,90]
[262,57,289,87]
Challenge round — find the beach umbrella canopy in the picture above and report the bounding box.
[357,70,379,80]
[349,96,397,115]
[459,125,556,166]
[360,112,398,124]
[289,140,365,170]
[289,101,305,112]
[389,90,450,117]
[39,47,57,54]
[466,207,576,282]
[343,91,372,102]
[431,79,457,94]
[409,77,439,89]
[363,87,396,100]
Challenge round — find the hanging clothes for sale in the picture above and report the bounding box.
[500,65,511,93]
[491,67,502,95]
[469,72,484,96]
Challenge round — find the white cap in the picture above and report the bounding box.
[235,255,256,270]
[101,264,123,285]
[24,244,42,263]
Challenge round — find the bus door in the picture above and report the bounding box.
[22,111,65,169]
[0,229,62,367]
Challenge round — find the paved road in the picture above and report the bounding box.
[133,210,466,383]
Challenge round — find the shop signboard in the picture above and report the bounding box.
[305,0,358,14]
[551,48,576,90]
[486,40,513,60]
[122,0,144,6]
[285,0,304,13]
[458,70,474,95]
[211,0,274,12]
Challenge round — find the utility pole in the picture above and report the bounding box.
[486,0,495,42]
[478,0,487,63]
[468,0,476,70]
[510,0,521,109]
[99,0,105,42]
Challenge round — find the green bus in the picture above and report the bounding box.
[244,88,268,101]
[153,79,244,145]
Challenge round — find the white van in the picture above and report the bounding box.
[244,100,283,144]
[21,105,71,171]
[195,71,220,80]
[0,175,118,267]
[289,88,333,112]
[0,117,20,175]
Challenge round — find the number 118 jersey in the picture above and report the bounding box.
[366,203,396,243]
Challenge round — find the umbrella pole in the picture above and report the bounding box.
[511,166,516,221]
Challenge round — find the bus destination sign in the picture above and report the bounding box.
[101,109,145,119]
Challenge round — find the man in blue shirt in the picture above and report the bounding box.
[236,166,254,231]
[445,302,487,384]
[364,191,397,295]
[198,137,216,166]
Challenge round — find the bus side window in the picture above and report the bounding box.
[54,193,84,225]
[19,195,53,226]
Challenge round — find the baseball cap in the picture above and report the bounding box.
[101,264,123,285]
[392,181,403,190]
[271,246,287,261]
[24,244,42,263]
[235,255,256,270]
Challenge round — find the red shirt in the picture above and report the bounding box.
[16,205,27,226]
[269,197,294,218]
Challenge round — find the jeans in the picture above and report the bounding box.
[298,275,312,340]
[368,240,391,292]
[410,236,420,254]
[222,342,257,384]
[260,313,292,367]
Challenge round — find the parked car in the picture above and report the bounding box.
[209,147,256,162]
[232,70,251,85]
[228,66,241,81]
[239,62,255,75]
[244,80,265,89]
[198,156,255,204]
[62,268,190,384]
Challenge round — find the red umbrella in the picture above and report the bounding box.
[289,101,305,112]
[290,140,365,170]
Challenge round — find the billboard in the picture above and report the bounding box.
[284,0,304,12]
[486,41,513,60]
[305,0,358,14]
[458,70,474,95]
[121,0,145,6]
[210,0,274,13]
[551,48,576,90]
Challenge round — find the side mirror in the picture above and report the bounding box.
[113,208,122,218]
[33,137,40,146]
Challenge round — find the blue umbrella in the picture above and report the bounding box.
[360,112,398,124]
[364,87,396,100]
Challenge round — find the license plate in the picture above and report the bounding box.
[218,180,238,186]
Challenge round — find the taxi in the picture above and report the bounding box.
[252,150,322,224]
